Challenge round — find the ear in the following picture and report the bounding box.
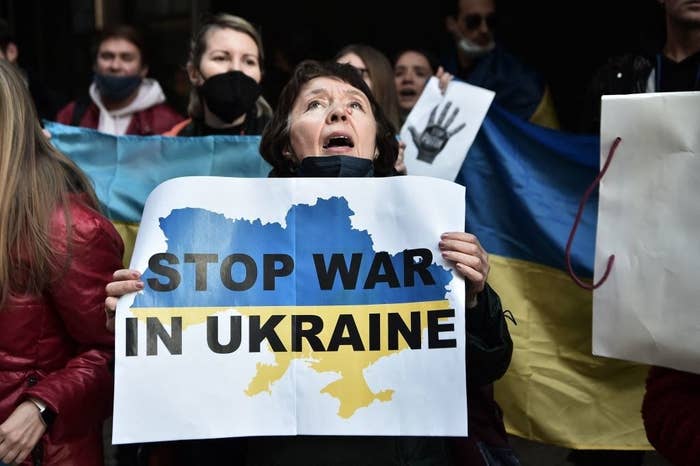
[5,42,18,64]
[187,62,203,86]
[139,65,149,78]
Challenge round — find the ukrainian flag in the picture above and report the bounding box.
[460,106,650,449]
[47,110,650,449]
[45,122,271,264]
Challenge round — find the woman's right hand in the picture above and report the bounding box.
[105,269,143,333]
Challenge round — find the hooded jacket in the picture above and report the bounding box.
[56,78,184,136]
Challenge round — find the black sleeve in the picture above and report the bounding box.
[465,283,513,387]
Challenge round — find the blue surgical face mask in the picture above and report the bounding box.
[297,156,374,178]
[94,73,143,101]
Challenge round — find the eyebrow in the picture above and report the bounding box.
[303,87,368,100]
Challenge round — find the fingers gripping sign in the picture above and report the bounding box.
[408,101,466,164]
[438,232,490,307]
[105,269,144,333]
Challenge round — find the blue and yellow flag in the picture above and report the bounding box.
[46,122,271,263]
[47,112,650,449]
[460,106,650,449]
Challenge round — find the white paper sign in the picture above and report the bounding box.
[113,176,467,443]
[400,77,494,180]
[594,91,700,374]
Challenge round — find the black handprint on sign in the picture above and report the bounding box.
[408,101,466,164]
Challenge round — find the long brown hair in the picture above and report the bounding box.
[0,60,100,307]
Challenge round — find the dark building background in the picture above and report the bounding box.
[1,0,664,131]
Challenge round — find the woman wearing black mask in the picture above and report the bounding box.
[164,13,273,136]
[106,61,515,465]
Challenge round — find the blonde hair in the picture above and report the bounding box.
[0,60,99,307]
[186,13,272,120]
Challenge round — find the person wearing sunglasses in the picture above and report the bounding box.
[443,0,559,129]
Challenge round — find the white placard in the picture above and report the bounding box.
[113,176,468,443]
[594,91,700,374]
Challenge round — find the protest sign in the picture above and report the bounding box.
[594,91,700,374]
[113,176,467,443]
[400,77,494,180]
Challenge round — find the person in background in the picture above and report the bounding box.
[0,17,66,122]
[335,44,402,132]
[443,0,559,128]
[0,59,123,466]
[580,0,700,133]
[163,13,273,137]
[56,24,184,136]
[393,47,453,126]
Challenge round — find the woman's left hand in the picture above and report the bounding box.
[439,232,490,305]
[0,401,47,464]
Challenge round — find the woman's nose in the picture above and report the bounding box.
[327,105,349,123]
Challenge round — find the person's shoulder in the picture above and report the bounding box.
[55,100,78,123]
[163,118,194,136]
[50,194,121,249]
[140,103,186,134]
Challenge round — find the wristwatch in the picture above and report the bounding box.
[28,398,56,427]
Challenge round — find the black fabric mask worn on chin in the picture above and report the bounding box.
[296,156,374,178]
[198,70,261,123]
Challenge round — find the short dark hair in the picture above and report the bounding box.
[96,24,148,68]
[0,18,14,53]
[260,60,399,177]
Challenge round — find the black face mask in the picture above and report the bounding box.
[94,73,142,102]
[198,71,261,123]
[297,156,374,178]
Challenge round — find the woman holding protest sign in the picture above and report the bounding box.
[105,60,516,466]
[163,13,273,137]
[0,60,123,465]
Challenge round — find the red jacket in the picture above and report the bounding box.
[642,366,700,466]
[55,100,185,136]
[0,196,124,465]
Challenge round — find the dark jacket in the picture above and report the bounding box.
[443,44,545,122]
[55,99,184,136]
[642,366,700,466]
[0,195,124,465]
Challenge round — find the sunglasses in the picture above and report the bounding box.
[463,13,496,31]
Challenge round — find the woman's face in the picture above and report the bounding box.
[190,27,262,85]
[394,51,433,111]
[288,76,378,161]
[336,52,372,90]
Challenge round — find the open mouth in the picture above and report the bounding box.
[399,89,418,97]
[322,135,355,149]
